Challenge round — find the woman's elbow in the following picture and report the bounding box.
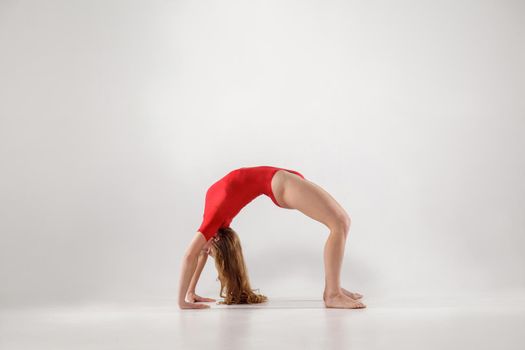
[182,251,199,262]
[182,232,208,261]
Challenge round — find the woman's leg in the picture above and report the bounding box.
[272,171,365,309]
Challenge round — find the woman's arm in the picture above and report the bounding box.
[186,249,216,302]
[178,232,209,309]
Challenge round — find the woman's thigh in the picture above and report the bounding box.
[275,171,349,230]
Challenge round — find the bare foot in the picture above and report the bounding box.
[323,288,363,301]
[341,287,363,300]
[324,293,366,309]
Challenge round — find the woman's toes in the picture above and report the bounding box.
[341,288,364,300]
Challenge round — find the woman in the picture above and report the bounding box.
[178,165,366,309]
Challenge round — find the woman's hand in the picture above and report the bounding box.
[179,301,210,309]
[186,291,216,303]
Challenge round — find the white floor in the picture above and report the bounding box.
[1,294,525,350]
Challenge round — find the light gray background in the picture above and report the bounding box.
[1,0,524,309]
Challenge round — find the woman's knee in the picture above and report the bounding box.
[329,212,351,238]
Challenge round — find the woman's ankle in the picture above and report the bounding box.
[323,288,343,300]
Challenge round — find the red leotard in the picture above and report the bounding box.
[197,165,306,241]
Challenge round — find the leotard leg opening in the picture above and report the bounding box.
[268,168,305,208]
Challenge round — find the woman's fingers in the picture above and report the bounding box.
[179,301,210,309]
[186,291,216,303]
[193,294,216,302]
[195,296,216,302]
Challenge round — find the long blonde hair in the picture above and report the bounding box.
[211,227,267,304]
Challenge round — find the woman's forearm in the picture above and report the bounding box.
[188,251,208,293]
[178,253,200,305]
